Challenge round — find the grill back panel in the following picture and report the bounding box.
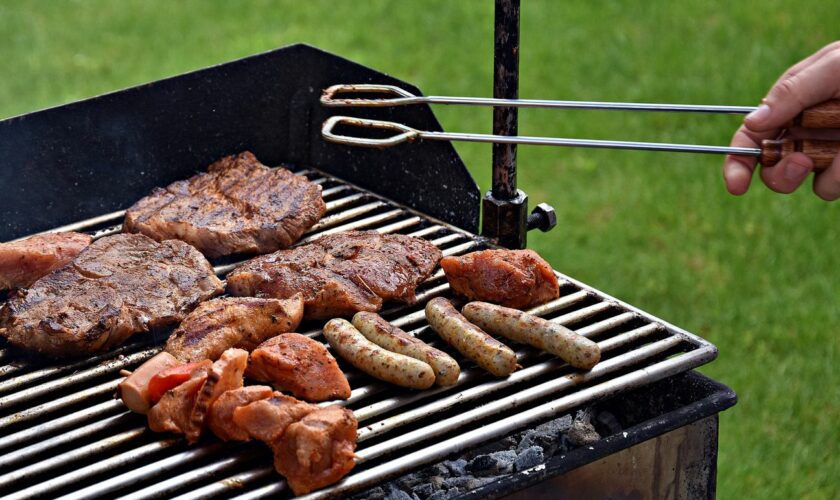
[0,44,480,241]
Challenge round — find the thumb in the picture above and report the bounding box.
[745,53,840,132]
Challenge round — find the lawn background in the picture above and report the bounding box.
[1,1,838,497]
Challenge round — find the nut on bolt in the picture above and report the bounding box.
[527,203,557,232]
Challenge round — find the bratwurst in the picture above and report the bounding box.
[352,312,460,386]
[462,301,601,370]
[323,318,435,389]
[425,297,518,377]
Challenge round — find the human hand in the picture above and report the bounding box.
[723,42,840,199]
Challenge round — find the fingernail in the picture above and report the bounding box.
[784,161,810,181]
[746,103,771,123]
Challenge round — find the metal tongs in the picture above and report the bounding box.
[321,84,840,170]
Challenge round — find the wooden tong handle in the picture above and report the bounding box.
[787,99,840,128]
[760,138,839,170]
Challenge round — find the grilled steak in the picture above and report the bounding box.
[124,151,326,258]
[164,295,304,362]
[0,233,223,357]
[440,249,559,309]
[0,232,92,290]
[226,231,442,319]
[246,333,351,402]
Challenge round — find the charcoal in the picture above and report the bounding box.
[514,446,545,471]
[427,491,448,500]
[466,450,516,476]
[385,483,414,500]
[444,458,468,476]
[442,476,475,489]
[517,414,573,454]
[412,483,435,498]
[568,417,601,446]
[363,486,386,499]
[430,464,449,477]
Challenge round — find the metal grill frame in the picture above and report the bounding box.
[0,166,718,500]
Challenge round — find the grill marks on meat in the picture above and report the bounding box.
[227,231,442,319]
[246,333,351,402]
[123,151,326,258]
[0,232,92,290]
[440,249,559,309]
[164,295,304,362]
[0,234,223,357]
[233,394,357,495]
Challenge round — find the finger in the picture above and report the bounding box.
[758,152,814,194]
[770,41,840,88]
[745,52,840,132]
[723,124,778,195]
[813,151,840,200]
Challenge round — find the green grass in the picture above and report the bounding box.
[1,1,838,497]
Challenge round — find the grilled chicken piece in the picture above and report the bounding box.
[123,151,325,258]
[227,231,441,319]
[165,295,304,362]
[232,393,318,443]
[0,233,223,358]
[147,362,211,434]
[275,405,357,495]
[208,385,274,441]
[186,348,249,443]
[246,333,351,402]
[0,232,92,290]
[440,249,559,309]
[118,352,181,414]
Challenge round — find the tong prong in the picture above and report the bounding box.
[321,116,421,148]
[321,84,423,107]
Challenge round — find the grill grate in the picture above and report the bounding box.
[0,167,717,499]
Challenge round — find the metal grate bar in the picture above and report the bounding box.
[0,166,718,500]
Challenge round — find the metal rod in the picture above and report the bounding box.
[321,85,757,114]
[321,116,761,156]
[492,0,520,200]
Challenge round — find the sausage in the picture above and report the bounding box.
[424,297,518,377]
[322,318,435,389]
[117,351,181,414]
[462,301,601,370]
[352,312,460,386]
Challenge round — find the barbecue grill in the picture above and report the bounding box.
[0,2,736,498]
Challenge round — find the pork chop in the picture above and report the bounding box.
[0,233,223,357]
[246,333,351,402]
[165,295,304,362]
[226,231,441,319]
[0,232,92,290]
[123,151,325,258]
[440,249,559,309]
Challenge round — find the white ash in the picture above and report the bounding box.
[350,408,612,500]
